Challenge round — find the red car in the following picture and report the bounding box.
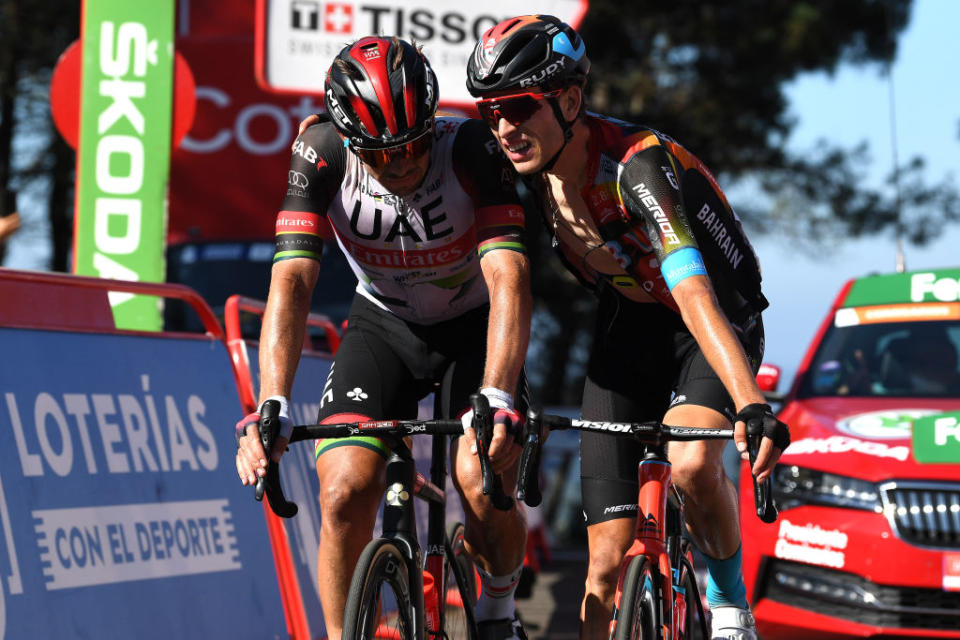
[742,267,960,638]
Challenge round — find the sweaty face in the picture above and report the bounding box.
[476,89,568,175]
[364,151,431,195]
[353,129,433,196]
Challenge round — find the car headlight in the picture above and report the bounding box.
[773,465,881,512]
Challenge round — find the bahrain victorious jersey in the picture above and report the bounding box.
[275,117,525,325]
[529,113,767,318]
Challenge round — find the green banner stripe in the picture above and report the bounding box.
[912,412,960,464]
[76,0,175,331]
[844,269,960,307]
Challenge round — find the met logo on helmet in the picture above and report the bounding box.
[911,272,960,302]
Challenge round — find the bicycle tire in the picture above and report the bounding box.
[343,538,418,640]
[614,555,661,640]
[443,522,479,640]
[673,545,707,640]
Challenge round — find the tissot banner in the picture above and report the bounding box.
[0,329,286,638]
[257,0,589,106]
[75,0,175,330]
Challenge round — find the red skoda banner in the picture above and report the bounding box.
[255,0,589,107]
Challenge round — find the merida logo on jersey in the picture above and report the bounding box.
[631,183,680,245]
[696,203,744,269]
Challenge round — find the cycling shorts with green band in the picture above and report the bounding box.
[314,294,489,460]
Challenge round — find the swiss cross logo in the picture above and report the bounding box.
[324,3,353,34]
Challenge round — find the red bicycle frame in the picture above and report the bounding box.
[610,459,675,639]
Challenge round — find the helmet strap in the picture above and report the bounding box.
[540,96,575,173]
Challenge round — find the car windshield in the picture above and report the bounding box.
[798,318,960,398]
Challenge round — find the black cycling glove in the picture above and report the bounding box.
[736,403,790,451]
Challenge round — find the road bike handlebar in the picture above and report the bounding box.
[253,393,514,517]
[516,409,778,523]
[470,393,514,511]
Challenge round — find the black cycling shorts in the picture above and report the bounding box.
[579,291,764,525]
[314,294,489,460]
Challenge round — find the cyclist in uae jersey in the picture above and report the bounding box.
[279,113,523,325]
[236,36,531,640]
[467,15,790,640]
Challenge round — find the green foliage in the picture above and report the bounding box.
[572,0,958,245]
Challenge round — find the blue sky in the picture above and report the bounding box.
[748,0,959,390]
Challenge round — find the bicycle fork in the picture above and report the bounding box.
[609,455,675,640]
[382,448,429,640]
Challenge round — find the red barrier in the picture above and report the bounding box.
[224,293,341,640]
[0,267,223,337]
[224,294,340,413]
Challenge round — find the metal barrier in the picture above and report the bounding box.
[223,293,342,639]
[0,269,288,639]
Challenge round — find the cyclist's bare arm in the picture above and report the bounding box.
[670,274,782,480]
[477,248,532,472]
[236,257,320,482]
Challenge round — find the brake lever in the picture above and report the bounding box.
[745,418,778,524]
[255,399,298,518]
[471,393,514,511]
[517,407,543,507]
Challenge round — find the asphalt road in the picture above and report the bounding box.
[515,549,588,640]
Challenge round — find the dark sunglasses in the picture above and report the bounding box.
[350,128,433,170]
[475,90,561,129]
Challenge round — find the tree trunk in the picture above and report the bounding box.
[48,132,73,271]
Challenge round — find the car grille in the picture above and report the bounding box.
[764,559,960,630]
[880,481,960,549]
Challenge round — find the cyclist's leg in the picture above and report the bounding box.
[314,296,420,640]
[578,297,674,640]
[665,313,764,636]
[433,306,527,634]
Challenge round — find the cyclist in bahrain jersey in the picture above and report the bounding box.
[236,36,531,640]
[467,16,790,640]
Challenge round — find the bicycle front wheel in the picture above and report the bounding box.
[442,522,479,640]
[343,539,417,640]
[673,545,707,640]
[614,555,661,640]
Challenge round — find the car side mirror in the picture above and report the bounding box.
[756,363,786,405]
[756,363,781,392]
